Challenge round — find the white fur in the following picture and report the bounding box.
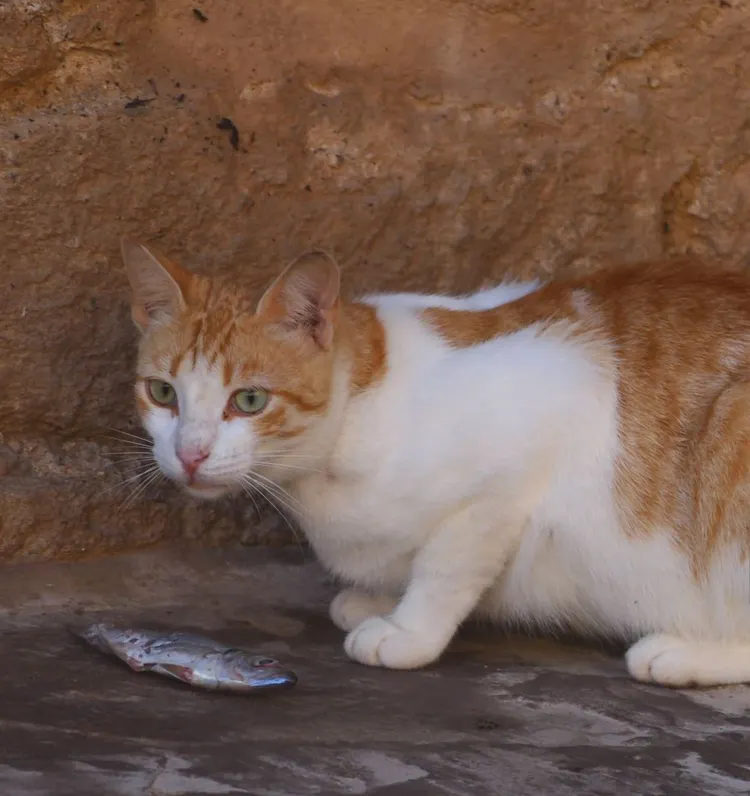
[143,280,750,687]
[139,356,326,501]
[140,356,259,499]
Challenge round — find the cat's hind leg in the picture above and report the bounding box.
[329,589,399,632]
[627,634,750,687]
[629,383,750,688]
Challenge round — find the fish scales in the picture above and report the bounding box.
[76,623,297,694]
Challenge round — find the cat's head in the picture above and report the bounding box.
[121,239,341,500]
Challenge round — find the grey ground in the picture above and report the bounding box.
[0,547,749,796]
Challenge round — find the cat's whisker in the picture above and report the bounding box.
[104,427,150,442]
[121,471,163,511]
[101,433,152,450]
[254,459,324,475]
[100,461,160,500]
[105,452,154,463]
[246,470,306,514]
[118,467,164,512]
[118,463,160,479]
[114,458,158,478]
[241,472,302,517]
[232,475,262,519]
[103,444,154,453]
[244,480,302,522]
[103,447,153,457]
[103,464,159,488]
[257,450,321,461]
[239,474,305,551]
[104,460,152,469]
[107,452,153,467]
[101,439,154,452]
[257,449,319,456]
[265,462,320,473]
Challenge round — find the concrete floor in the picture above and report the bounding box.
[0,547,749,795]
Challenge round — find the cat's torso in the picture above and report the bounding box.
[126,238,750,685]
[294,266,750,642]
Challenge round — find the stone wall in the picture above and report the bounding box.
[1,0,748,559]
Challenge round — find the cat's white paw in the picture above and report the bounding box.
[344,616,444,669]
[329,589,399,632]
[626,634,700,687]
[628,634,750,687]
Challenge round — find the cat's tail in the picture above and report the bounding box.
[626,633,750,687]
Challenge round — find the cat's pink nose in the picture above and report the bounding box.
[177,448,209,478]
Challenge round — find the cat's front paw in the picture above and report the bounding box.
[626,634,708,687]
[329,589,399,632]
[344,616,444,669]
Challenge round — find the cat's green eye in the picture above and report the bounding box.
[147,379,177,407]
[231,388,269,415]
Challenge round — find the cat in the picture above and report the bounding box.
[122,236,750,688]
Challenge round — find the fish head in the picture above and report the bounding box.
[229,653,298,691]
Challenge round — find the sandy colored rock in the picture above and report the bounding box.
[1,0,749,560]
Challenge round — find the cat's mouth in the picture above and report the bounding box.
[166,465,232,500]
[182,481,230,501]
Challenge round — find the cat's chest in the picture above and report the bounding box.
[292,474,421,584]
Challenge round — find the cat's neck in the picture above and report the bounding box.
[337,300,388,397]
[285,300,388,486]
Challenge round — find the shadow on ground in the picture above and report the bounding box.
[0,547,748,795]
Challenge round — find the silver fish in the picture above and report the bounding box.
[76,623,297,694]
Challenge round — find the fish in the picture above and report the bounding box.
[75,622,298,694]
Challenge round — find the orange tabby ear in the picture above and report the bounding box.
[257,250,340,349]
[121,238,193,333]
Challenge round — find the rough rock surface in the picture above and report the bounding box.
[1,0,749,559]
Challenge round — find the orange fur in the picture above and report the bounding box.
[345,303,388,393]
[253,404,305,439]
[135,255,388,443]
[424,260,750,576]
[135,392,150,415]
[133,245,750,578]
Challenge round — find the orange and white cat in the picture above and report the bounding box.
[122,237,750,688]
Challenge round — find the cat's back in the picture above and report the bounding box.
[419,260,750,351]
[579,259,750,344]
[351,258,750,460]
[371,259,750,530]
[571,260,750,411]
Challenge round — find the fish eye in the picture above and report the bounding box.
[231,388,269,416]
[255,657,277,666]
[147,379,177,407]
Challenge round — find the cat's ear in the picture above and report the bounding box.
[121,238,192,333]
[256,250,341,349]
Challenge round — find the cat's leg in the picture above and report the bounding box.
[627,383,750,688]
[344,498,526,669]
[329,588,399,632]
[627,635,750,687]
